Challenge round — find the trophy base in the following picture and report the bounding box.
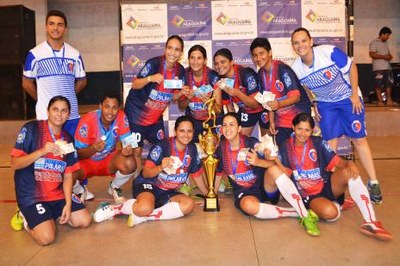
[203,196,220,212]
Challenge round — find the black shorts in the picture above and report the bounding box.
[302,178,344,209]
[373,70,394,90]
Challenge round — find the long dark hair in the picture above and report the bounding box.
[47,95,70,111]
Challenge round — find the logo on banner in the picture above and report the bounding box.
[216,12,229,25]
[127,55,141,68]
[171,15,207,29]
[351,120,362,133]
[305,10,318,22]
[171,15,185,27]
[261,11,275,23]
[126,16,139,29]
[306,10,341,23]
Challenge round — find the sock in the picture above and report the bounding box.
[120,199,136,215]
[326,202,341,222]
[111,171,133,188]
[368,179,379,185]
[145,202,184,221]
[255,203,298,219]
[348,176,376,222]
[275,173,308,218]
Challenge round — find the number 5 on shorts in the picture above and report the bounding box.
[36,203,46,214]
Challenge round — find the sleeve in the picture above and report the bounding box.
[178,63,185,80]
[281,64,301,95]
[11,122,34,157]
[330,46,352,74]
[242,68,260,96]
[146,142,167,166]
[74,115,93,149]
[75,54,86,79]
[208,69,220,87]
[315,138,339,170]
[118,111,132,141]
[188,145,203,178]
[136,57,158,79]
[277,146,294,177]
[23,51,37,79]
[64,136,81,174]
[369,40,377,52]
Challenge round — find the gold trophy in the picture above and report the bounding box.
[198,97,220,212]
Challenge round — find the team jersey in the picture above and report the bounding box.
[216,135,262,188]
[11,120,80,210]
[75,109,131,161]
[221,65,263,114]
[258,60,311,128]
[279,135,340,198]
[144,137,202,191]
[124,56,185,126]
[291,45,353,103]
[23,41,86,120]
[184,67,219,121]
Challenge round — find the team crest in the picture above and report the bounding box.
[247,76,257,91]
[112,126,119,137]
[150,145,162,161]
[79,124,88,138]
[323,70,332,80]
[351,120,362,133]
[261,112,269,123]
[67,62,74,71]
[16,127,27,144]
[275,80,284,92]
[308,149,317,162]
[283,73,292,87]
[182,155,192,168]
[157,129,165,140]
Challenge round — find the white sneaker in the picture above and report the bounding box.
[108,183,126,204]
[73,180,84,195]
[127,213,147,228]
[83,186,95,201]
[93,204,117,223]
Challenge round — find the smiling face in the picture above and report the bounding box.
[164,38,183,68]
[47,100,70,130]
[251,46,272,70]
[291,30,314,61]
[46,15,66,42]
[175,121,194,148]
[292,121,313,146]
[100,97,119,127]
[189,50,207,73]
[222,115,241,143]
[214,55,234,77]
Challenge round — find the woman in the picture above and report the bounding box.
[250,37,311,145]
[93,115,208,227]
[278,113,392,241]
[290,27,383,205]
[213,48,264,136]
[10,96,91,246]
[124,35,186,177]
[179,44,222,142]
[215,112,320,236]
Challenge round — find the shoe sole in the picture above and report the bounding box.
[360,228,393,241]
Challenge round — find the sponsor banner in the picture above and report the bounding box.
[257,0,301,38]
[211,0,257,41]
[121,4,168,44]
[313,36,346,53]
[167,2,212,41]
[269,37,298,66]
[213,39,255,70]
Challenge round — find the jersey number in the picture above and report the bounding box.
[143,184,153,190]
[241,113,248,122]
[36,204,46,215]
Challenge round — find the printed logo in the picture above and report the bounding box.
[275,80,284,92]
[171,15,185,27]
[261,112,269,123]
[127,55,141,68]
[67,62,74,71]
[283,73,292,87]
[247,76,257,91]
[305,10,318,22]
[157,129,165,140]
[308,149,317,162]
[323,70,332,80]
[351,120,362,133]
[124,116,129,128]
[79,124,88,138]
[112,126,119,137]
[216,12,229,25]
[182,154,192,168]
[140,63,151,77]
[16,127,27,144]
[126,16,139,30]
[261,11,275,23]
[150,146,162,161]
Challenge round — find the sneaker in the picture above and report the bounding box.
[93,203,117,223]
[360,221,392,241]
[341,197,356,211]
[108,182,126,204]
[127,213,147,228]
[10,209,24,231]
[83,186,95,201]
[299,210,320,237]
[367,182,383,204]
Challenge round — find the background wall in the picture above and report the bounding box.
[1,0,399,103]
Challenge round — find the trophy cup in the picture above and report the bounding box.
[198,97,220,212]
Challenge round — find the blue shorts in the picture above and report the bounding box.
[373,70,394,89]
[317,98,366,141]
[230,174,280,212]
[128,120,165,147]
[133,176,181,208]
[21,197,85,230]
[63,118,80,138]
[238,110,269,129]
[302,177,344,209]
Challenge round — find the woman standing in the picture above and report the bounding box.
[215,112,320,236]
[278,113,392,241]
[93,116,209,227]
[213,48,264,136]
[291,27,383,204]
[10,96,91,246]
[179,45,222,142]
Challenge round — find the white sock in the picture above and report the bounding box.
[255,203,298,219]
[275,173,308,218]
[111,171,133,188]
[117,199,136,215]
[348,176,376,222]
[145,202,184,221]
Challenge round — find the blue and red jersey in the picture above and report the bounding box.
[144,137,202,191]
[221,64,263,114]
[216,135,262,188]
[258,60,311,128]
[12,120,80,210]
[124,56,185,126]
[75,109,131,161]
[184,67,219,121]
[279,135,340,198]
